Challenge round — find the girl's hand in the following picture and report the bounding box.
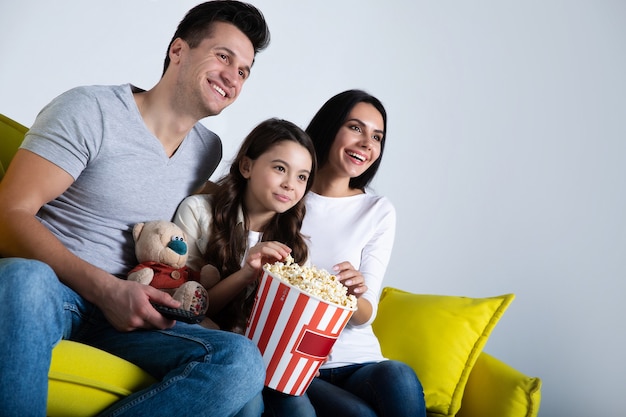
[333,261,368,298]
[242,241,292,281]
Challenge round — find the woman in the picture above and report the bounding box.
[263,90,426,417]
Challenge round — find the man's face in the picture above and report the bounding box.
[173,21,255,117]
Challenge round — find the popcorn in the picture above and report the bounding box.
[264,255,357,310]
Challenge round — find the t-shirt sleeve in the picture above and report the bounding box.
[21,87,104,180]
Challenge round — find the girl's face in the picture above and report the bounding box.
[241,140,313,216]
[327,102,384,179]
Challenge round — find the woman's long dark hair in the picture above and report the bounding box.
[205,118,316,331]
[305,89,387,191]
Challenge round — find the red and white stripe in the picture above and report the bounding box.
[245,270,354,396]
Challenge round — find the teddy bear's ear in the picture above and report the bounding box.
[132,222,145,242]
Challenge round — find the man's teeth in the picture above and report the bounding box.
[212,84,226,97]
[348,152,365,162]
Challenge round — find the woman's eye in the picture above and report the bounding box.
[298,174,308,182]
[372,134,382,142]
[274,165,286,172]
[350,125,362,133]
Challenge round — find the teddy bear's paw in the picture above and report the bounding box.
[200,264,221,288]
[173,282,209,315]
[127,268,154,285]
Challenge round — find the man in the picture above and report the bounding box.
[0,1,270,416]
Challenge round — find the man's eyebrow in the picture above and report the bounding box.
[217,46,252,75]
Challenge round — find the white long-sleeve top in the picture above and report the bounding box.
[301,191,396,368]
[173,194,261,272]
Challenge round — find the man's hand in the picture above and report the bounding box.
[97,278,179,331]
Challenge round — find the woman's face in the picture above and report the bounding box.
[327,102,384,179]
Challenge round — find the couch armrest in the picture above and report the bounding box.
[456,352,541,417]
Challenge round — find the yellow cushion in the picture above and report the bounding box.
[372,287,514,417]
[0,113,28,179]
[47,340,156,417]
[457,352,542,417]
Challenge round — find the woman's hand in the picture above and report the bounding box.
[333,261,368,297]
[333,261,373,325]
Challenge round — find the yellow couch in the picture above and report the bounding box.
[0,113,27,178]
[372,287,541,417]
[1,114,541,416]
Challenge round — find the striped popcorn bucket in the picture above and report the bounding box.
[245,267,356,396]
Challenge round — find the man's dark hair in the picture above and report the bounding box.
[163,0,270,74]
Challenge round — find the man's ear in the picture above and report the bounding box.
[168,38,187,65]
[239,156,253,179]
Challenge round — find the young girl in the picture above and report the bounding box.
[173,118,316,333]
[262,90,427,417]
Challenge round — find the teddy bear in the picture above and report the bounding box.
[127,220,220,316]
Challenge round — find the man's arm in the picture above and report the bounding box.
[0,150,178,331]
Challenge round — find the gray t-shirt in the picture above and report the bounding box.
[22,84,222,276]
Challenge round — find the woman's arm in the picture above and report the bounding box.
[337,198,397,327]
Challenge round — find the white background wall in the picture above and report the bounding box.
[1,1,625,415]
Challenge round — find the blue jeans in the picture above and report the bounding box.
[262,387,316,417]
[0,258,265,417]
[263,361,426,417]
